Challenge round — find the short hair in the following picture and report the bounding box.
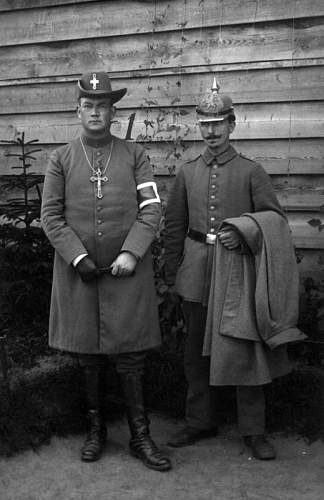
[77,95,113,105]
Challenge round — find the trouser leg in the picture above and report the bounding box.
[116,351,172,472]
[83,365,102,409]
[236,385,265,436]
[113,350,146,376]
[183,301,214,430]
[237,385,277,460]
[78,354,108,408]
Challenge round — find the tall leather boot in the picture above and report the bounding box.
[121,372,172,472]
[81,408,107,462]
[81,366,107,462]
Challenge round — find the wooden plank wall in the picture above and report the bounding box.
[0,0,323,278]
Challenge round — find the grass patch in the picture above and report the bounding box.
[0,350,323,457]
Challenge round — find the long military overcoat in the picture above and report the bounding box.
[41,135,161,355]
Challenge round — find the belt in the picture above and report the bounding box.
[187,228,217,245]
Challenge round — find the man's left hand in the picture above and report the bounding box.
[110,252,137,277]
[217,229,241,250]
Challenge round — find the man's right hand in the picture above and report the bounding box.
[167,285,181,305]
[76,256,100,282]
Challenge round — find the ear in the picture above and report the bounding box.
[229,121,236,134]
[76,104,81,120]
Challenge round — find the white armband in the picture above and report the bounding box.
[136,182,160,209]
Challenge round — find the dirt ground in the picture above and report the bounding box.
[0,415,323,500]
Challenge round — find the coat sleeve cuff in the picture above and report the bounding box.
[72,253,88,267]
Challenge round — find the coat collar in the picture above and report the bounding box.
[81,133,113,148]
[202,144,238,166]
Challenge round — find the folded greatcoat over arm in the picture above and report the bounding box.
[203,211,306,386]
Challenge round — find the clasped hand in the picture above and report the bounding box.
[76,252,137,282]
[217,228,241,250]
[76,256,101,282]
[109,251,137,277]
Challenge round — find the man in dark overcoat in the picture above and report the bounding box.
[164,78,298,460]
[41,71,171,471]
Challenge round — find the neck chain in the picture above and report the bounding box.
[80,137,114,199]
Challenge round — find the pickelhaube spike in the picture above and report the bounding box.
[211,76,220,94]
[196,75,233,121]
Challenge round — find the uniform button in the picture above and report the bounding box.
[211,184,216,189]
[98,219,102,224]
[212,165,217,169]
[98,232,102,237]
[212,174,217,178]
[96,150,103,156]
[210,217,215,221]
[209,228,215,233]
[97,206,102,211]
[210,195,215,199]
[210,205,215,210]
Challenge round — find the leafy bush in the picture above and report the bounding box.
[0,133,53,368]
[0,225,53,366]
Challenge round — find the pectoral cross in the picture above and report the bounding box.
[90,169,108,199]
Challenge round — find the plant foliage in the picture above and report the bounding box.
[0,133,53,368]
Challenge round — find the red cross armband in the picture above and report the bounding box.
[136,182,160,209]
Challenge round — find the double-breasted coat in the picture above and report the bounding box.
[41,135,161,355]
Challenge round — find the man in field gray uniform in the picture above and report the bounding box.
[164,79,304,460]
[41,71,171,471]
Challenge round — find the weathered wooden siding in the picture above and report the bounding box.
[0,0,323,274]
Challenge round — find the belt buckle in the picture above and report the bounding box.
[206,233,216,245]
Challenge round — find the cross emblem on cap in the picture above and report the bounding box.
[90,73,99,90]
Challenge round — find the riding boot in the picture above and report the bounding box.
[81,408,107,462]
[120,372,172,472]
[81,365,107,462]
